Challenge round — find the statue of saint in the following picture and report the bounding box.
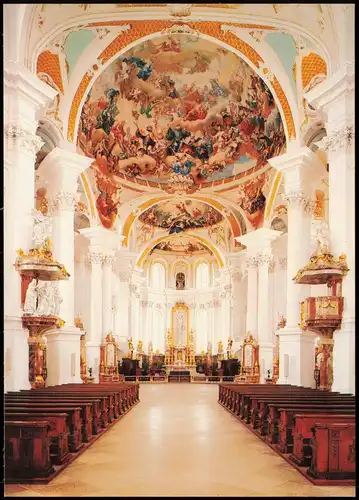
[24,279,38,314]
[32,209,52,248]
[217,340,223,355]
[37,282,51,316]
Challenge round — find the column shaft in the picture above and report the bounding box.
[246,266,258,335]
[102,256,114,338]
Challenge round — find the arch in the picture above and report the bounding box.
[264,171,282,220]
[66,21,296,142]
[123,195,246,247]
[136,234,225,269]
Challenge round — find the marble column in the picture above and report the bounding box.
[39,148,92,386]
[245,261,258,337]
[116,271,130,344]
[4,60,57,391]
[269,147,321,388]
[236,228,281,382]
[80,226,119,380]
[307,62,355,394]
[102,253,116,339]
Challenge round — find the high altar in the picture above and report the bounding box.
[165,302,195,371]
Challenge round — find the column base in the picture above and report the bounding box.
[45,326,82,386]
[332,318,355,395]
[276,327,317,388]
[258,342,274,383]
[4,315,31,392]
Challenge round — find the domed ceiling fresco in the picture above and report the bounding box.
[139,199,223,234]
[77,33,286,227]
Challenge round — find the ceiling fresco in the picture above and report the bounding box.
[150,235,213,255]
[139,199,223,234]
[77,33,286,203]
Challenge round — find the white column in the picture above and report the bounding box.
[236,228,281,382]
[40,148,92,386]
[307,62,355,394]
[41,148,93,327]
[80,226,120,380]
[245,264,258,336]
[269,147,321,388]
[102,253,116,338]
[4,61,57,391]
[116,272,130,343]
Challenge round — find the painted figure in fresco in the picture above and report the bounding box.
[78,34,286,230]
[123,57,153,81]
[166,125,191,155]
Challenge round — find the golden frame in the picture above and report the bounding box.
[171,302,190,347]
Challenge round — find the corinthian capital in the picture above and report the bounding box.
[318,125,354,155]
[87,251,104,265]
[102,254,116,267]
[48,192,77,213]
[245,255,259,269]
[118,271,130,282]
[256,252,274,267]
[5,124,44,156]
[279,257,287,269]
[282,190,315,213]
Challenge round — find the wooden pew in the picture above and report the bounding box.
[30,389,114,424]
[5,412,69,465]
[5,396,93,443]
[19,390,108,430]
[5,420,53,481]
[265,399,355,443]
[252,394,354,431]
[308,422,355,481]
[5,404,83,452]
[289,412,355,466]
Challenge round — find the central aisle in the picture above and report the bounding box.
[5,385,354,497]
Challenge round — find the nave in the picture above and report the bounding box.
[5,385,355,498]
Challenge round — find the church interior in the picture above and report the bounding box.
[4,3,355,497]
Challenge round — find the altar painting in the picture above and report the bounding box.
[172,303,189,346]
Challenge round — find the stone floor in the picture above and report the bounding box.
[5,384,355,497]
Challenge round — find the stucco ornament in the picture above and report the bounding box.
[32,209,53,248]
[24,281,62,316]
[168,4,192,17]
[24,279,38,314]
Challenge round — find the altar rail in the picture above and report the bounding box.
[124,375,235,383]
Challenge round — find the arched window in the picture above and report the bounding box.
[176,272,185,290]
[196,262,210,289]
[151,262,165,289]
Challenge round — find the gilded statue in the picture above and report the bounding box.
[218,340,223,354]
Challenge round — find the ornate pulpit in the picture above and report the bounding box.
[99,332,120,383]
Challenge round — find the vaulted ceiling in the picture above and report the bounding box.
[10,3,339,259]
